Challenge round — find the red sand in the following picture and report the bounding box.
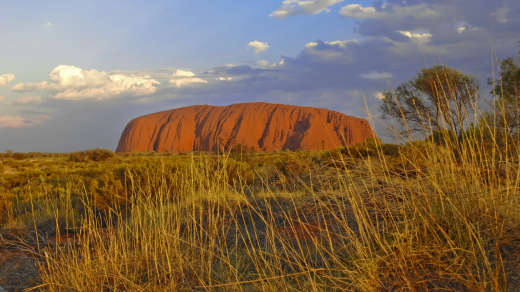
[116,102,375,153]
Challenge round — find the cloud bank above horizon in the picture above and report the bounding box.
[270,0,344,19]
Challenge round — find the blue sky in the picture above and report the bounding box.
[1,0,519,152]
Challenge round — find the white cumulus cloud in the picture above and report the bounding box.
[169,70,207,87]
[270,0,344,19]
[172,69,197,77]
[216,77,233,81]
[270,60,286,68]
[303,39,359,60]
[305,39,358,49]
[326,40,357,49]
[339,4,379,18]
[0,74,15,87]
[397,31,432,39]
[247,41,270,54]
[397,30,432,44]
[358,71,393,79]
[373,92,386,100]
[0,115,49,128]
[257,60,271,69]
[11,65,160,100]
[6,96,44,106]
[340,3,437,19]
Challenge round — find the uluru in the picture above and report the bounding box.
[116,102,375,153]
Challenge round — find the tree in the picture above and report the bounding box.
[85,149,115,161]
[379,65,480,138]
[483,46,520,139]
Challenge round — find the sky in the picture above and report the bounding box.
[0,0,519,152]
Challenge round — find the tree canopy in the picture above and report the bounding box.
[488,47,520,103]
[481,46,520,139]
[379,65,480,138]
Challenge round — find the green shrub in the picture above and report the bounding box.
[229,144,256,162]
[381,143,399,156]
[69,149,115,162]
[339,146,376,158]
[85,149,115,161]
[426,130,459,146]
[12,153,28,160]
[337,138,400,158]
[69,151,88,162]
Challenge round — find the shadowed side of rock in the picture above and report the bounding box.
[116,102,375,153]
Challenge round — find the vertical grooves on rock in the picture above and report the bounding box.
[116,102,374,153]
[257,106,279,150]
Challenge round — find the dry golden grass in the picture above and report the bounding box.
[0,135,509,291]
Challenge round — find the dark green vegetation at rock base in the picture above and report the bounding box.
[0,136,519,291]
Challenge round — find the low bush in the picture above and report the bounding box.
[86,149,115,161]
[12,153,28,160]
[3,150,13,159]
[69,151,88,162]
[68,149,115,162]
[383,143,399,156]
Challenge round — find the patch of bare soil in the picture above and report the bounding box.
[0,226,116,292]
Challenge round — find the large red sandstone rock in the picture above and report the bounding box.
[116,102,375,153]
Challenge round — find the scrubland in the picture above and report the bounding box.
[1,64,520,291]
[0,131,518,291]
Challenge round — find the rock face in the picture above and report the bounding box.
[116,102,375,153]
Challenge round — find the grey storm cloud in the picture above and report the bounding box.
[210,0,519,97]
[348,0,519,42]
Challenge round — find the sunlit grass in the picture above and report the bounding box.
[1,69,519,291]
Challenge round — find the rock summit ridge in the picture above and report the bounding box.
[116,102,375,153]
